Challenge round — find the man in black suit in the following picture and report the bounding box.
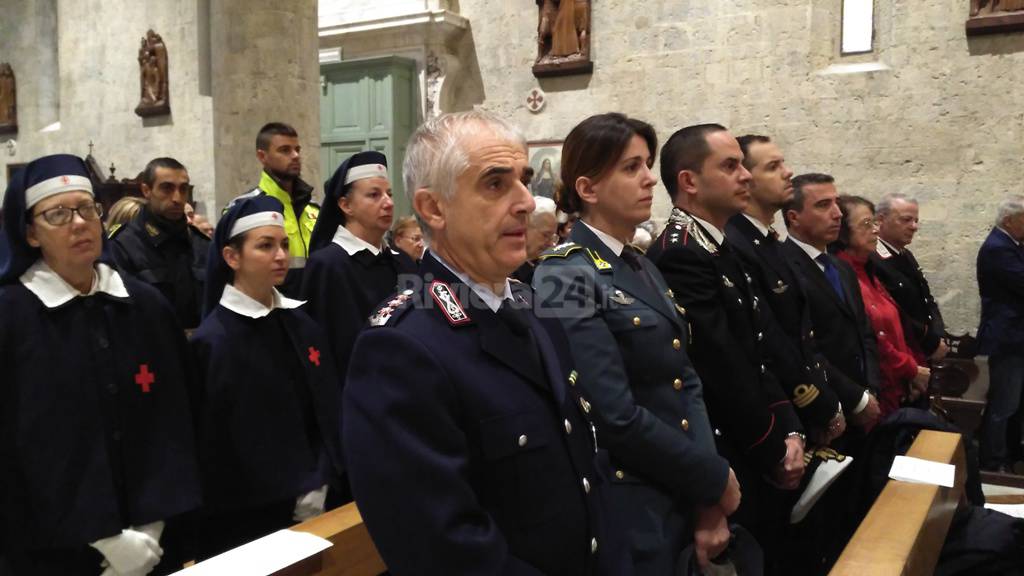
[781,173,881,435]
[647,124,805,565]
[872,192,949,361]
[726,135,846,447]
[976,196,1024,472]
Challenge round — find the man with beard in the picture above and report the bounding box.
[108,157,210,329]
[725,136,845,447]
[230,122,319,297]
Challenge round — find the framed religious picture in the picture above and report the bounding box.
[527,140,562,200]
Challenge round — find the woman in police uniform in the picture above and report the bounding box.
[0,154,201,575]
[533,114,742,575]
[190,195,344,559]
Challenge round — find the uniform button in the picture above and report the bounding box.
[518,435,528,447]
[582,477,591,493]
[632,316,641,326]
[672,338,681,350]
[615,470,625,479]
[737,298,743,305]
[580,398,591,414]
[878,330,886,337]
[809,330,815,338]
[757,332,763,342]
[673,378,683,390]
[680,419,690,431]
[898,282,904,287]
[591,537,598,554]
[564,419,573,434]
[760,364,766,374]
[815,362,821,369]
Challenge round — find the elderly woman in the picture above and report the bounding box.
[830,195,930,418]
[0,154,200,575]
[390,215,425,263]
[512,195,558,283]
[190,195,344,559]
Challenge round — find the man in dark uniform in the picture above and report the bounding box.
[781,173,881,432]
[108,157,209,328]
[647,124,804,570]
[872,192,949,361]
[343,111,624,575]
[726,135,846,446]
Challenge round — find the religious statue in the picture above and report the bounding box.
[967,0,1024,34]
[0,63,16,135]
[533,0,593,78]
[134,30,170,117]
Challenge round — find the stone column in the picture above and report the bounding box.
[210,0,320,211]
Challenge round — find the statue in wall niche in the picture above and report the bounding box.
[533,0,593,78]
[0,63,16,135]
[971,0,1024,17]
[134,29,170,118]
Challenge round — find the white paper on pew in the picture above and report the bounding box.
[169,529,332,576]
[888,455,955,488]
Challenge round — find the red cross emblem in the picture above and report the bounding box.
[60,175,70,185]
[134,364,155,393]
[308,346,321,367]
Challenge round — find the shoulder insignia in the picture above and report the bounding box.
[538,242,583,261]
[721,275,735,288]
[107,223,123,239]
[668,208,718,255]
[430,281,471,326]
[222,188,263,214]
[368,289,414,327]
[792,384,821,408]
[144,222,161,237]
[585,248,613,272]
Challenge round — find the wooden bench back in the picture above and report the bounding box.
[830,430,965,576]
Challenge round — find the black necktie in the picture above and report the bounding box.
[621,246,655,289]
[497,298,532,337]
[766,226,780,243]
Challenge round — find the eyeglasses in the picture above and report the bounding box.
[853,218,879,231]
[32,202,104,226]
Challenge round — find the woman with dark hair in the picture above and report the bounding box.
[0,154,200,575]
[534,113,740,574]
[190,195,344,558]
[831,195,930,417]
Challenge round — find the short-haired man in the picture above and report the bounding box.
[343,111,623,574]
[726,135,845,446]
[109,157,210,328]
[233,122,319,296]
[513,195,558,284]
[977,195,1024,472]
[872,193,949,360]
[648,124,806,564]
[781,174,881,433]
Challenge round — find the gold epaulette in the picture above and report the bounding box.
[107,223,123,239]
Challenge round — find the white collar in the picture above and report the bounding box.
[20,260,129,308]
[789,234,826,269]
[997,226,1021,247]
[580,220,625,256]
[687,212,726,246]
[219,283,304,318]
[876,237,901,258]
[332,225,382,257]
[430,252,512,313]
[742,213,772,238]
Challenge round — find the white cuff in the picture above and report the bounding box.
[293,484,329,522]
[852,391,870,414]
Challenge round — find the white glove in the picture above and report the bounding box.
[90,528,163,576]
[293,484,329,522]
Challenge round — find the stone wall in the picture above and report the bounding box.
[0,0,217,215]
[452,0,1024,333]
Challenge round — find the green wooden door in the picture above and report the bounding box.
[320,56,418,216]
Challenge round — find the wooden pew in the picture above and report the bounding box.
[271,502,386,576]
[830,430,966,576]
